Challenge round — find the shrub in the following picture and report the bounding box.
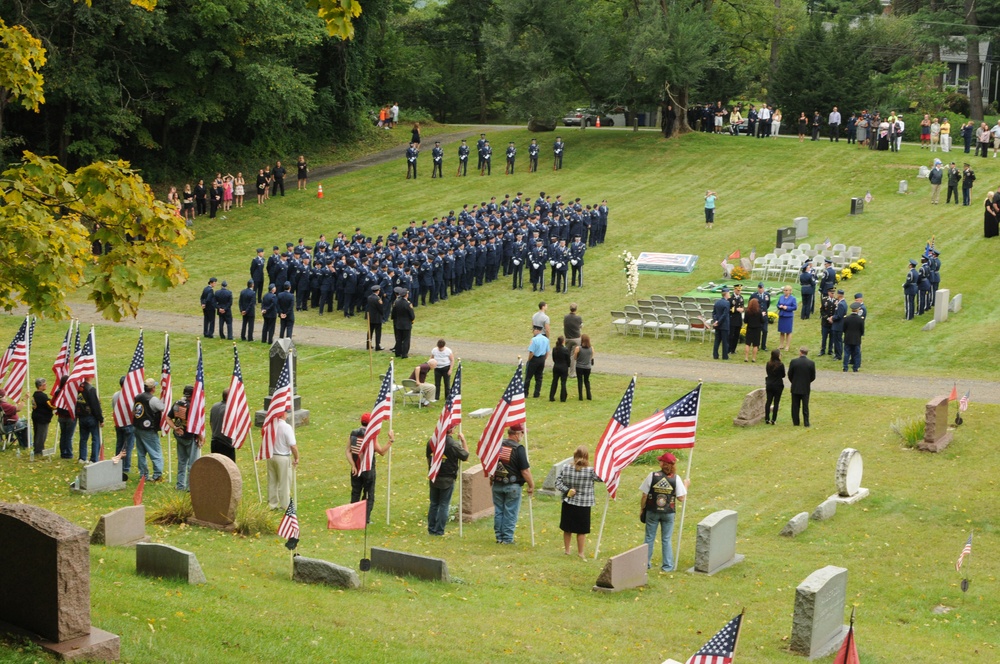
[147,493,194,525]
[235,500,277,536]
[890,418,925,448]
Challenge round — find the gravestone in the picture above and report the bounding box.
[933,289,950,323]
[733,388,766,427]
[776,226,796,248]
[254,338,310,427]
[793,216,809,239]
[187,453,242,531]
[70,460,126,494]
[135,542,207,584]
[0,503,120,661]
[739,257,752,273]
[949,293,962,313]
[780,512,809,537]
[850,198,864,215]
[898,180,908,194]
[917,165,930,178]
[919,395,953,452]
[593,544,648,592]
[922,320,936,332]
[689,510,743,576]
[789,566,848,659]
[829,448,869,504]
[91,505,148,547]
[810,499,837,522]
[370,547,449,582]
[462,463,493,522]
[293,556,360,588]
[539,457,574,496]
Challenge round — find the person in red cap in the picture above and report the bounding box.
[490,422,535,544]
[346,411,394,524]
[639,452,689,572]
[0,388,28,448]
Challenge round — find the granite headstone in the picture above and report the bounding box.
[135,542,207,584]
[188,453,242,531]
[933,289,950,323]
[91,505,149,547]
[293,556,360,588]
[71,460,126,494]
[919,395,953,452]
[690,510,743,575]
[593,544,648,592]
[370,547,449,582]
[829,448,869,504]
[539,457,574,496]
[780,512,810,537]
[733,388,766,427]
[789,566,848,659]
[462,463,493,522]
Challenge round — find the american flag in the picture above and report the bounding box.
[112,332,145,428]
[593,378,635,498]
[864,190,873,203]
[476,362,526,478]
[358,363,394,473]
[749,247,757,262]
[50,323,73,397]
[55,326,96,417]
[0,318,26,379]
[159,336,173,435]
[607,385,701,485]
[956,533,973,572]
[186,341,206,438]
[686,612,743,664]
[959,390,970,412]
[221,346,252,448]
[428,363,463,482]
[1,316,35,402]
[73,322,82,361]
[823,238,832,250]
[278,498,300,550]
[258,355,292,461]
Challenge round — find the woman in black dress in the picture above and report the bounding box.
[411,123,421,150]
[798,112,808,142]
[743,297,763,363]
[549,336,571,402]
[764,349,785,425]
[297,155,308,190]
[986,191,999,238]
[256,169,267,205]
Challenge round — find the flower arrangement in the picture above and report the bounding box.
[858,258,867,266]
[768,311,778,323]
[620,251,639,299]
[730,266,749,280]
[849,262,863,273]
[840,267,853,280]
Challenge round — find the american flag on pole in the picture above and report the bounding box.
[258,355,292,461]
[956,533,973,572]
[1,316,35,402]
[357,363,394,473]
[428,363,463,482]
[159,335,173,435]
[55,327,96,417]
[824,237,832,250]
[0,318,27,380]
[685,612,743,664]
[50,323,73,397]
[476,362,526,478]
[221,346,252,448]
[607,384,701,485]
[959,390,970,412]
[278,498,300,550]
[186,341,206,438]
[73,323,82,362]
[593,378,635,499]
[112,332,145,428]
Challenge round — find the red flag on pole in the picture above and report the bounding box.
[948,383,958,401]
[133,475,146,506]
[727,249,740,260]
[833,621,860,664]
[326,501,367,530]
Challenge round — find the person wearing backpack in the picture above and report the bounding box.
[490,423,535,544]
[132,378,165,482]
[639,452,689,572]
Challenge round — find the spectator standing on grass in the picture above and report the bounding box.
[532,301,550,337]
[828,106,841,141]
[31,378,53,456]
[962,120,975,153]
[928,159,943,204]
[297,156,308,190]
[711,287,731,360]
[549,336,570,402]
[347,413,391,523]
[811,111,822,141]
[563,304,582,378]
[411,123,422,150]
[764,349,785,425]
[947,162,961,204]
[776,286,797,351]
[209,389,235,462]
[930,118,941,152]
[640,452,688,572]
[131,378,164,481]
[920,114,931,148]
[111,376,135,474]
[798,112,808,142]
[234,173,245,208]
[977,122,990,158]
[525,326,550,399]
[771,108,782,138]
[842,303,865,372]
[491,423,534,545]
[431,339,454,400]
[704,190,716,228]
[963,163,976,206]
[743,297,763,363]
[940,117,951,152]
[787,347,816,427]
[268,410,299,511]
[574,335,594,400]
[426,426,468,536]
[556,446,600,558]
[169,385,202,492]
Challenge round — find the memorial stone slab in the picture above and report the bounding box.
[921,320,936,332]
[933,289,950,323]
[829,448,869,505]
[462,463,493,522]
[593,544,648,592]
[254,338,309,426]
[919,395,953,452]
[91,505,149,547]
[780,512,809,537]
[689,510,744,576]
[739,257,753,273]
[71,460,126,494]
[188,453,242,531]
[733,388,766,427]
[898,180,908,194]
[789,566,848,659]
[917,165,930,178]
[370,547,449,582]
[539,457,574,496]
[794,216,809,239]
[949,294,962,313]
[293,556,360,589]
[810,499,837,522]
[135,542,207,584]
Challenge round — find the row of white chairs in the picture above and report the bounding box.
[610,309,709,342]
[750,248,862,281]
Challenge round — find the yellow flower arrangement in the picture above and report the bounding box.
[730,266,749,280]
[768,311,778,323]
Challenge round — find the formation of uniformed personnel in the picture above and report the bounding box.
[480,140,492,176]
[457,140,470,176]
[903,258,918,320]
[553,137,565,170]
[927,249,941,306]
[505,142,517,174]
[406,142,419,179]
[528,138,540,172]
[431,141,443,178]
[917,255,933,314]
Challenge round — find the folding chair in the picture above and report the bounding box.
[610,310,628,334]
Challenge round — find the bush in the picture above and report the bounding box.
[945,91,970,118]
[890,418,925,448]
[235,500,277,536]
[398,107,435,124]
[147,493,194,525]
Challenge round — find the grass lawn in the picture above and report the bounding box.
[126,129,1000,379]
[2,131,998,663]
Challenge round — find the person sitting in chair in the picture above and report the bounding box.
[0,388,29,448]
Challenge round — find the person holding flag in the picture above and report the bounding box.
[268,409,299,511]
[426,365,466,536]
[346,412,393,524]
[132,378,166,482]
[491,422,535,545]
[76,373,103,464]
[168,385,203,491]
[640,452,689,572]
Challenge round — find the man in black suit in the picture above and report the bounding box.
[200,278,217,338]
[215,280,234,340]
[842,303,865,372]
[710,287,731,360]
[391,289,415,359]
[787,347,816,427]
[277,281,295,339]
[239,280,256,342]
[250,248,265,303]
[366,284,384,351]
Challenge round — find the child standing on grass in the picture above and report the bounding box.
[704,190,717,228]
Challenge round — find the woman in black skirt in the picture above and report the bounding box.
[555,446,600,558]
[743,297,763,363]
[549,336,570,402]
[764,349,785,425]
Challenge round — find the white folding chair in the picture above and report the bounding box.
[751,257,768,280]
[641,313,660,338]
[610,310,628,334]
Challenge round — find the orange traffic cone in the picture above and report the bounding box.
[317,184,324,199]
[595,116,601,128]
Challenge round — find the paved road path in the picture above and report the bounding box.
[69,306,1000,404]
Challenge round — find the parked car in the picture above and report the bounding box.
[562,108,615,127]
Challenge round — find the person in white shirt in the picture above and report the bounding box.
[430,339,454,400]
[895,115,905,151]
[828,106,841,142]
[267,410,299,510]
[758,105,771,138]
[990,121,1000,157]
[390,103,399,129]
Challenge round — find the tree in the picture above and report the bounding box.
[0,20,46,146]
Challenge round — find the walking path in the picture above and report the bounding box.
[69,306,1000,404]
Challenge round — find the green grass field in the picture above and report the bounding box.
[3,131,999,663]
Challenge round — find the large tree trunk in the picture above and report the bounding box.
[667,84,690,134]
[930,0,943,90]
[966,0,983,121]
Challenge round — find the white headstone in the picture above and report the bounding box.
[830,448,869,504]
[949,293,962,313]
[917,165,930,179]
[933,289,950,323]
[793,217,809,239]
[539,457,574,496]
[689,510,744,575]
[72,460,126,494]
[922,320,936,332]
[898,180,908,193]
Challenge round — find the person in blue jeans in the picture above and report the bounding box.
[133,378,166,481]
[111,376,136,474]
[490,423,535,544]
[425,427,469,536]
[168,385,203,491]
[640,452,689,572]
[76,375,104,463]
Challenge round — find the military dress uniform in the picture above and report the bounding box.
[505,143,517,174]
[511,236,527,289]
[819,289,837,355]
[215,282,234,340]
[830,293,847,360]
[569,237,586,287]
[903,260,918,320]
[553,139,564,170]
[917,257,933,315]
[457,141,470,176]
[250,250,265,303]
[200,280,217,338]
[529,241,548,292]
[928,251,941,308]
[528,140,539,172]
[260,285,278,344]
[406,145,418,179]
[799,266,817,319]
[431,143,443,178]
[480,142,492,176]
[239,282,256,342]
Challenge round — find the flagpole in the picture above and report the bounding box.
[673,381,702,571]
[593,491,610,560]
[165,333,172,485]
[386,360,394,526]
[290,464,297,580]
[841,607,855,664]
[367,314,374,380]
[457,359,463,538]
[91,326,103,461]
[246,426,263,503]
[521,357,535,547]
[25,315,33,463]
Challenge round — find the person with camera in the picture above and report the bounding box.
[168,385,203,491]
